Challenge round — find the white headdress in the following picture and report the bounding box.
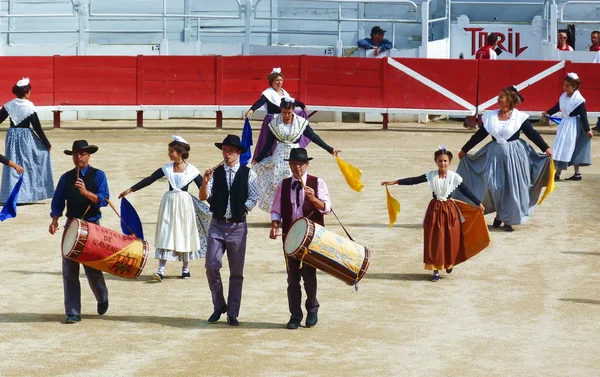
[172,135,190,145]
[283,96,295,103]
[566,72,579,80]
[271,67,282,74]
[16,77,30,87]
[438,145,447,151]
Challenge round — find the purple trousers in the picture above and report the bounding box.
[285,255,319,321]
[205,218,248,317]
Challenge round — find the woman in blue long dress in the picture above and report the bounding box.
[0,78,53,203]
[455,87,553,232]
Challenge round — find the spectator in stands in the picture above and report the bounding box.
[557,32,573,51]
[475,33,500,60]
[590,30,600,52]
[357,26,393,56]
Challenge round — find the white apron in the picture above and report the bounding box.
[254,113,309,212]
[154,163,202,252]
[552,90,586,163]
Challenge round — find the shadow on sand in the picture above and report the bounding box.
[559,298,600,305]
[560,251,600,257]
[365,273,429,281]
[0,312,284,329]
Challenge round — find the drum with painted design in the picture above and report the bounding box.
[284,217,371,285]
[61,219,150,279]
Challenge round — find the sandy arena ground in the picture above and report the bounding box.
[0,119,598,377]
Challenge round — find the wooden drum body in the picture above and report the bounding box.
[61,219,150,279]
[284,217,371,286]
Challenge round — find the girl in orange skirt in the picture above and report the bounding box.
[382,147,485,282]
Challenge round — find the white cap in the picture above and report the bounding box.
[16,77,30,87]
[566,72,579,80]
[172,135,190,145]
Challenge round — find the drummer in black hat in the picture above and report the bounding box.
[269,147,332,330]
[200,134,259,326]
[357,26,393,56]
[49,140,110,324]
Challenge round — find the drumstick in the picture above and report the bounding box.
[106,198,137,236]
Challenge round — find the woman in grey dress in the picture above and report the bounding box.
[542,73,592,181]
[456,87,553,232]
[0,78,53,204]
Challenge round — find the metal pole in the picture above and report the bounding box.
[550,3,558,45]
[183,0,191,42]
[243,0,252,55]
[421,0,429,57]
[163,0,168,39]
[270,0,278,45]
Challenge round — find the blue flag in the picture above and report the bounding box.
[120,197,144,240]
[0,174,24,222]
[240,118,253,166]
[547,116,562,124]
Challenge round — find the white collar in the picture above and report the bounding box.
[224,162,240,172]
[261,87,290,109]
[483,108,528,144]
[3,98,35,126]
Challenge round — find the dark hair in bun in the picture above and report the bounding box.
[12,84,31,99]
[168,140,190,160]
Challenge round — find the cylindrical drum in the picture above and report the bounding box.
[284,217,371,286]
[61,219,150,279]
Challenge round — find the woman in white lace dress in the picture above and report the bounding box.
[119,136,211,282]
[253,98,340,212]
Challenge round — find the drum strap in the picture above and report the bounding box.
[330,208,360,292]
[331,208,354,242]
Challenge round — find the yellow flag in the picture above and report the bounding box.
[386,186,401,228]
[538,159,556,205]
[336,156,364,192]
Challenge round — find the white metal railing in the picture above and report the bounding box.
[560,0,600,23]
[252,0,420,49]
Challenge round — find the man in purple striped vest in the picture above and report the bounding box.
[269,148,332,330]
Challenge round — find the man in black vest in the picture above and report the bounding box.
[269,148,332,329]
[49,140,110,324]
[200,134,259,326]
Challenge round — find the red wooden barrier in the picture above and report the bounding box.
[570,62,600,113]
[140,56,217,105]
[0,57,54,106]
[387,58,478,111]
[221,55,302,106]
[477,60,565,112]
[305,56,384,108]
[54,56,137,105]
[0,55,596,121]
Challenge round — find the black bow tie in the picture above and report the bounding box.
[291,180,302,208]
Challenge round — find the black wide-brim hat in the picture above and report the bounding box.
[64,140,99,155]
[215,134,247,153]
[284,148,313,162]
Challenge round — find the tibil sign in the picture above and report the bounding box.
[451,16,542,60]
